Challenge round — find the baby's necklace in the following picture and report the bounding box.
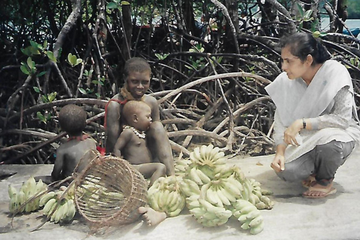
[123,125,146,139]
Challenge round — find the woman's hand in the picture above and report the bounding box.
[271,153,285,173]
[284,119,302,146]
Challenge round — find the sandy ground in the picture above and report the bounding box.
[1,148,360,240]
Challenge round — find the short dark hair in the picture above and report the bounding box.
[124,57,151,78]
[59,104,87,136]
[279,32,331,65]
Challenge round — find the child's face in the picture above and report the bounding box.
[126,71,151,99]
[135,107,152,131]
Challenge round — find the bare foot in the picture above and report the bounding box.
[138,206,167,226]
[303,182,337,199]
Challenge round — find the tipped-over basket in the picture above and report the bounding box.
[74,153,148,228]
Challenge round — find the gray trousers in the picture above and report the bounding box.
[277,140,355,184]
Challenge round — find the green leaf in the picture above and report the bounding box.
[27,57,35,69]
[43,40,48,49]
[79,88,87,94]
[68,53,77,66]
[95,93,101,98]
[42,95,48,103]
[30,40,38,49]
[296,3,304,17]
[37,111,46,123]
[30,46,41,55]
[76,59,83,66]
[107,2,118,9]
[20,65,30,75]
[121,1,130,5]
[21,47,32,56]
[33,87,41,93]
[48,92,57,102]
[37,71,47,77]
[47,51,56,62]
[304,10,313,20]
[92,80,99,84]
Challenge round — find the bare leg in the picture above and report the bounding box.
[147,121,175,176]
[134,163,166,186]
[138,206,167,226]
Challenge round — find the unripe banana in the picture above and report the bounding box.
[43,198,57,215]
[250,221,264,235]
[64,199,76,222]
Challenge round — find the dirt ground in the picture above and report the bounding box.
[1,149,360,240]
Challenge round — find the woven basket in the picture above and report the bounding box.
[74,153,148,228]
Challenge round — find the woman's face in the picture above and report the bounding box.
[281,46,310,80]
[126,71,151,99]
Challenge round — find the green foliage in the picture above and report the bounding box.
[67,53,83,67]
[155,53,170,60]
[350,58,360,68]
[296,3,314,30]
[20,57,37,75]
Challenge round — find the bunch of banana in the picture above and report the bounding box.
[8,177,48,214]
[174,157,191,176]
[200,179,241,208]
[232,199,264,235]
[190,144,226,172]
[247,178,275,210]
[188,195,232,227]
[179,178,200,197]
[42,197,76,223]
[40,185,77,223]
[148,175,186,217]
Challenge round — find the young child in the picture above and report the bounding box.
[51,104,97,182]
[113,100,166,186]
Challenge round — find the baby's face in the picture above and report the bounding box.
[135,107,152,131]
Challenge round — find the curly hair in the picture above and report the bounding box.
[124,57,151,78]
[59,104,87,136]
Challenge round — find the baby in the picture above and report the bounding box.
[113,100,166,186]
